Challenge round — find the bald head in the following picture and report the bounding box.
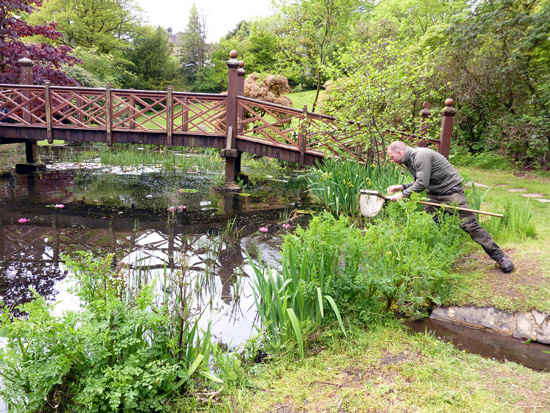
[387,141,407,165]
[388,141,407,152]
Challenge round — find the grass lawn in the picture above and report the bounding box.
[446,167,550,314]
[212,323,549,412]
[287,90,319,110]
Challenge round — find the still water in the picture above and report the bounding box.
[0,161,313,348]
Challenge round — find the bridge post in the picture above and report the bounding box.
[417,102,431,148]
[221,51,240,189]
[298,105,307,165]
[15,53,45,173]
[439,99,456,159]
[235,60,245,175]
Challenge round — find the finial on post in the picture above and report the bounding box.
[227,50,239,68]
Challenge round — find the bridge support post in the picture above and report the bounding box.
[439,99,456,159]
[221,51,241,190]
[15,53,45,174]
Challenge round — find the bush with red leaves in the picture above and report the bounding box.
[0,0,81,85]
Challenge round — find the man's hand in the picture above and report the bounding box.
[387,184,404,194]
[389,192,403,202]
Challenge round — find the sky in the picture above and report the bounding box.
[135,0,276,43]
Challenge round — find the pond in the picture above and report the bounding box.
[0,156,314,349]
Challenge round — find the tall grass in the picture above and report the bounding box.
[483,199,537,242]
[307,159,409,218]
[247,247,346,360]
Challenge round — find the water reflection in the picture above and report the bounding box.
[0,167,311,346]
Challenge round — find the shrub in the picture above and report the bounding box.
[0,253,220,412]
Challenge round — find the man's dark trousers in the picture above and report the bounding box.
[422,188,504,261]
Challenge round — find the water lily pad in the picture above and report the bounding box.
[237,193,252,197]
[178,189,198,193]
[295,209,316,215]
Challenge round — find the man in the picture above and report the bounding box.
[386,141,514,273]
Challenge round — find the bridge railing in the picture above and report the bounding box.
[236,96,450,163]
[0,83,228,145]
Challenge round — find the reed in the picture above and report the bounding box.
[307,159,408,218]
[483,198,537,242]
[247,246,346,360]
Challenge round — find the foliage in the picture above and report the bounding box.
[430,0,550,169]
[320,40,438,161]
[0,0,80,85]
[247,246,346,360]
[243,72,293,106]
[0,253,220,411]
[249,207,464,358]
[28,0,144,54]
[123,26,183,90]
[307,159,410,218]
[274,0,358,110]
[178,4,213,92]
[483,199,537,242]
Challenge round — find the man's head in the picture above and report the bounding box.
[387,141,407,165]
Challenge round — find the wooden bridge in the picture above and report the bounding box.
[0,51,456,182]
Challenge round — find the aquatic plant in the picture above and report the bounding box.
[307,159,409,219]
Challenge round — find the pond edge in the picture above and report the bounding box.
[431,306,550,344]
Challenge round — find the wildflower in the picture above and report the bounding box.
[168,206,175,212]
[259,227,268,233]
[178,205,186,211]
[282,223,291,228]
[54,204,65,208]
[18,218,30,223]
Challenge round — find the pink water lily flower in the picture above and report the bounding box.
[54,204,65,208]
[178,205,186,211]
[178,188,183,193]
[259,227,269,233]
[168,206,175,212]
[18,218,30,223]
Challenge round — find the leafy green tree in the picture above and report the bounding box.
[433,0,550,166]
[320,40,436,162]
[123,26,182,90]
[28,0,144,53]
[275,0,359,110]
[178,4,212,91]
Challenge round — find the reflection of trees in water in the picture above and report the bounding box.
[0,262,66,310]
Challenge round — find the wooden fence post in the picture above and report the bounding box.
[166,85,173,149]
[45,81,53,144]
[221,50,240,186]
[439,98,456,159]
[235,60,245,175]
[106,83,112,146]
[418,101,431,148]
[18,53,39,165]
[298,105,307,165]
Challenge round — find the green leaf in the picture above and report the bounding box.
[187,354,204,376]
[286,308,304,360]
[324,295,346,337]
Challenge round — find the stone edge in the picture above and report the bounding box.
[430,306,550,344]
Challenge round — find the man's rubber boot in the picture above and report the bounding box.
[497,255,514,273]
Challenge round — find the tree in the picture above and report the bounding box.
[275,0,359,111]
[320,40,436,162]
[0,0,80,85]
[28,0,144,54]
[178,4,211,91]
[432,0,550,167]
[123,26,182,90]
